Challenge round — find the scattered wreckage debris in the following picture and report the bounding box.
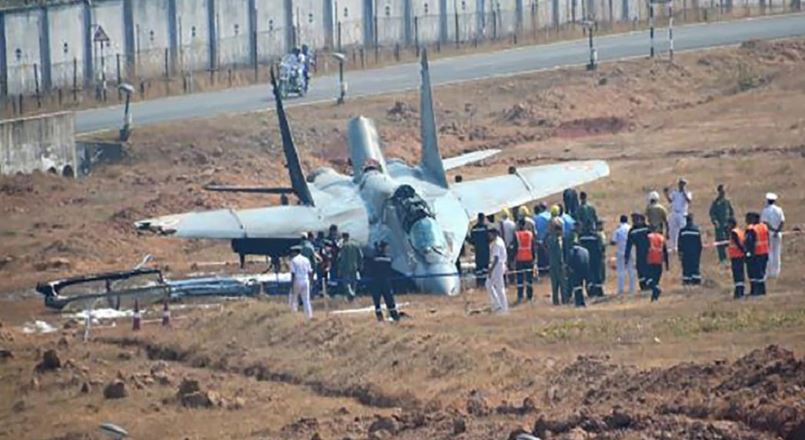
[35,267,263,311]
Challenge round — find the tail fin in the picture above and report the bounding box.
[419,49,448,188]
[270,68,315,206]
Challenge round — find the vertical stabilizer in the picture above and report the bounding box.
[270,68,315,206]
[419,50,449,188]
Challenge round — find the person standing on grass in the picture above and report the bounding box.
[514,219,536,304]
[678,214,703,286]
[547,218,568,305]
[745,212,770,296]
[726,217,747,299]
[709,184,734,265]
[761,193,785,278]
[470,213,490,288]
[665,178,692,253]
[625,213,650,291]
[611,215,637,295]
[371,241,400,322]
[486,228,509,314]
[289,246,314,319]
[337,232,363,301]
[645,225,669,302]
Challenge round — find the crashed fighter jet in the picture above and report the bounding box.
[136,51,609,295]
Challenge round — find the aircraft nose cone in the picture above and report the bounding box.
[417,263,460,295]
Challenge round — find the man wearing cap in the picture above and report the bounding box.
[761,193,785,278]
[289,245,314,319]
[645,191,669,236]
[665,178,692,253]
[678,214,703,286]
[486,227,509,313]
[625,213,650,291]
[611,215,637,295]
[371,241,400,322]
[645,225,669,302]
[709,184,734,265]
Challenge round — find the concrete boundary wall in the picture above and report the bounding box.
[0,111,77,177]
[0,0,792,97]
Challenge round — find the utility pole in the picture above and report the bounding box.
[582,20,597,70]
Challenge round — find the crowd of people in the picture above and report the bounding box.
[470,180,787,312]
[284,179,787,321]
[287,225,400,322]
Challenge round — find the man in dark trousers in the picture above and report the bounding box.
[514,219,537,303]
[726,217,746,299]
[625,213,650,291]
[744,212,770,296]
[563,188,579,219]
[567,243,590,307]
[709,184,734,265]
[678,214,703,286]
[646,225,669,302]
[470,213,490,288]
[371,241,400,322]
[579,226,604,297]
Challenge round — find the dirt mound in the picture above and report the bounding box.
[500,102,556,127]
[387,100,418,121]
[554,116,629,139]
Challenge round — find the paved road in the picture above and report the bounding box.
[77,13,805,133]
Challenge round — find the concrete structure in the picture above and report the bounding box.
[0,111,77,177]
[176,0,211,72]
[411,0,443,44]
[254,0,287,62]
[0,0,782,99]
[3,8,45,96]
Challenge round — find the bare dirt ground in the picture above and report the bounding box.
[1,38,805,439]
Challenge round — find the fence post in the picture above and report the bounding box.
[116,54,122,100]
[73,57,78,102]
[34,63,41,108]
[18,94,24,114]
[414,16,419,56]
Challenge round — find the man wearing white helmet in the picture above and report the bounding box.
[761,193,785,278]
[665,178,692,252]
[645,191,668,236]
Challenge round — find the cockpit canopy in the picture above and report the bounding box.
[391,185,434,232]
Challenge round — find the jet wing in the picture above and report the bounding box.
[443,149,500,171]
[136,205,329,239]
[451,160,610,216]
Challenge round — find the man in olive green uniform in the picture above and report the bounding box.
[577,191,598,234]
[597,220,607,286]
[645,191,668,236]
[709,184,734,265]
[337,232,363,301]
[546,219,568,305]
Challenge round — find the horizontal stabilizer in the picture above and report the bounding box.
[203,185,295,194]
[443,149,500,171]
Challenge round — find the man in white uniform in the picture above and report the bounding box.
[611,214,637,295]
[486,228,509,314]
[289,246,314,319]
[761,193,785,278]
[665,178,692,252]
